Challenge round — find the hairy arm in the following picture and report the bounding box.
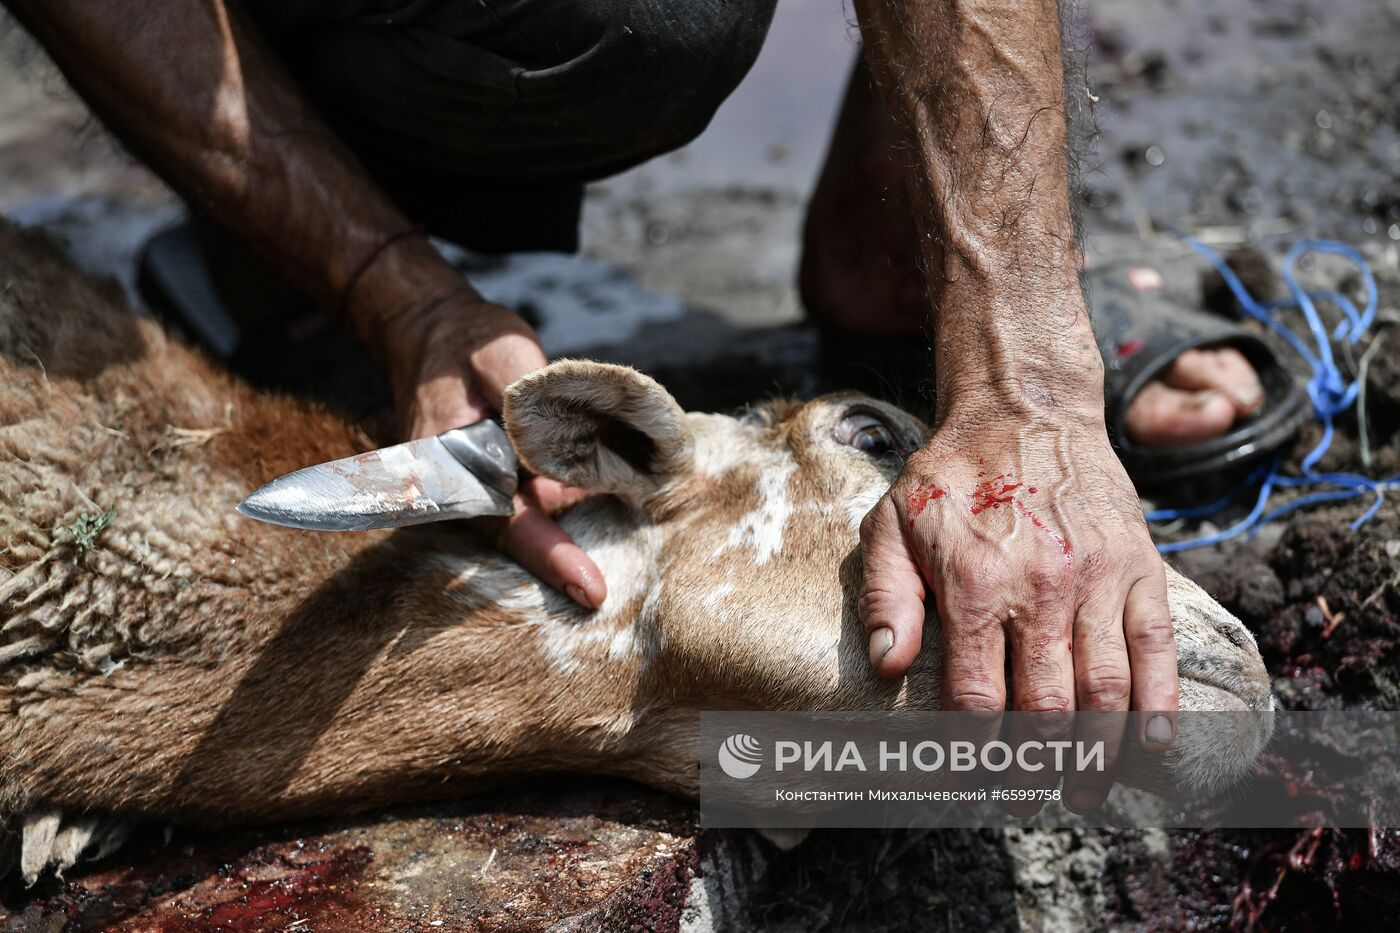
[852,0,1178,802]
[5,0,606,609]
[8,0,459,352]
[856,0,1096,413]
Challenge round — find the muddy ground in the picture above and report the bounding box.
[2,0,1399,929]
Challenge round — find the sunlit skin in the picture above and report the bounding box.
[845,0,1185,753]
[7,0,1262,755]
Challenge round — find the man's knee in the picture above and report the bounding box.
[542,0,778,168]
[256,0,778,180]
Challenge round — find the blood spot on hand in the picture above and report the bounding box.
[970,475,1022,514]
[968,474,1072,561]
[1014,500,1072,560]
[906,482,946,518]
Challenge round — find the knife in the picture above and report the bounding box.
[237,421,519,531]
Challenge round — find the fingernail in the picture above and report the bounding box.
[1069,788,1102,812]
[566,584,595,609]
[1146,714,1174,747]
[868,627,895,668]
[1184,390,1222,411]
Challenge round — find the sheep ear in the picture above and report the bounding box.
[502,360,693,502]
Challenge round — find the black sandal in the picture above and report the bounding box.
[1086,255,1311,487]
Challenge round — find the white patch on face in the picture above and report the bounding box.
[558,501,660,615]
[689,413,764,477]
[702,579,734,611]
[845,480,887,534]
[434,553,549,616]
[431,497,663,676]
[541,576,664,674]
[690,412,801,564]
[541,626,590,675]
[721,456,797,564]
[537,621,611,671]
[608,626,635,660]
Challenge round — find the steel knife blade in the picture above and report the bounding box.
[237,421,519,531]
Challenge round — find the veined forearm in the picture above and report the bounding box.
[6,0,470,345]
[854,0,1101,419]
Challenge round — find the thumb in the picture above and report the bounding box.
[489,491,608,610]
[858,497,927,678]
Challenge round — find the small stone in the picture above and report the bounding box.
[1385,540,1400,558]
[1304,606,1326,628]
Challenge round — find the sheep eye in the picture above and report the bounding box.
[835,412,898,458]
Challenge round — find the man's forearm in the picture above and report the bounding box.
[854,0,1101,423]
[6,0,470,354]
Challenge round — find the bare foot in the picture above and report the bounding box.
[1124,347,1264,447]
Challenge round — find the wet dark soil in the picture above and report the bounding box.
[0,779,701,932]
[1157,503,1400,931]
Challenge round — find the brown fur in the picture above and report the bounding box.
[0,223,1273,882]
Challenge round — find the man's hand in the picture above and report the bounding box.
[11,0,608,609]
[386,292,540,437]
[839,0,1181,763]
[859,404,1179,756]
[382,290,607,610]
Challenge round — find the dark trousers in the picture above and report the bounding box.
[245,0,778,252]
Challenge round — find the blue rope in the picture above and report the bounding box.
[1144,237,1397,552]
